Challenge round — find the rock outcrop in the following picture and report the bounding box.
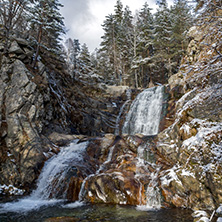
[0,34,132,192]
[46,135,161,206]
[155,14,222,210]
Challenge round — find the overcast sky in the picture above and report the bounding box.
[59,0,173,52]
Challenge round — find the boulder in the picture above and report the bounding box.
[9,41,24,54]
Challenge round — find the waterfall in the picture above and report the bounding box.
[122,86,164,136]
[0,86,165,214]
[136,144,162,210]
[31,140,88,199]
[0,141,88,212]
[115,88,131,135]
[145,170,161,209]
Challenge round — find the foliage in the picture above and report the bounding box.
[0,0,31,53]
[93,0,193,87]
[29,0,65,67]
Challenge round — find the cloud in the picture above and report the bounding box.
[60,0,95,37]
[59,0,174,52]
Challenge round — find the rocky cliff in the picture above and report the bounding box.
[0,34,133,192]
[155,13,222,210]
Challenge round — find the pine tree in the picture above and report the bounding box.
[29,0,65,68]
[72,39,81,78]
[100,14,117,83]
[131,12,140,88]
[170,0,193,72]
[135,2,154,87]
[78,43,92,75]
[96,49,115,84]
[153,0,173,81]
[121,5,134,85]
[64,38,81,78]
[113,0,124,85]
[0,0,31,54]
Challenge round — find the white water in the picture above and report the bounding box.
[115,88,131,135]
[0,141,88,213]
[122,86,164,136]
[144,170,161,209]
[136,144,162,210]
[0,86,164,213]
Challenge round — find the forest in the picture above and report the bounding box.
[0,0,220,88]
[65,0,194,88]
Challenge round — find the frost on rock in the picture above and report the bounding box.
[192,210,209,218]
[0,184,25,195]
[217,205,222,214]
[160,166,182,187]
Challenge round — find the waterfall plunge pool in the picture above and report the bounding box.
[0,86,193,221]
[0,199,193,222]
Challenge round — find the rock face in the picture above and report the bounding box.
[48,135,161,206]
[0,56,49,189]
[155,15,222,210]
[0,35,131,191]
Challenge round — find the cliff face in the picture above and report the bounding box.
[0,35,131,191]
[156,13,222,210]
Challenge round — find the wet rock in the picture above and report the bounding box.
[48,132,83,146]
[72,136,159,206]
[84,172,142,205]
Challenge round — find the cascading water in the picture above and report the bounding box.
[0,86,165,215]
[115,88,131,135]
[135,144,162,210]
[122,86,164,136]
[0,141,88,212]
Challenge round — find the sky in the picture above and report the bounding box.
[59,0,173,52]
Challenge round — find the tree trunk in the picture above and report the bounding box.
[32,26,43,68]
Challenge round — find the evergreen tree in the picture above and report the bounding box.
[72,39,81,78]
[29,0,65,68]
[100,14,117,83]
[121,5,134,85]
[153,0,173,81]
[0,0,31,54]
[78,43,92,75]
[96,49,115,84]
[131,12,140,88]
[135,2,154,87]
[170,0,193,72]
[64,38,81,78]
[113,0,124,85]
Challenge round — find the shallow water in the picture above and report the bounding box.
[0,199,193,222]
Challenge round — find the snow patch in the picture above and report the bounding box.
[161,167,182,187]
[181,169,195,178]
[192,210,209,218]
[0,184,25,195]
[216,205,222,214]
